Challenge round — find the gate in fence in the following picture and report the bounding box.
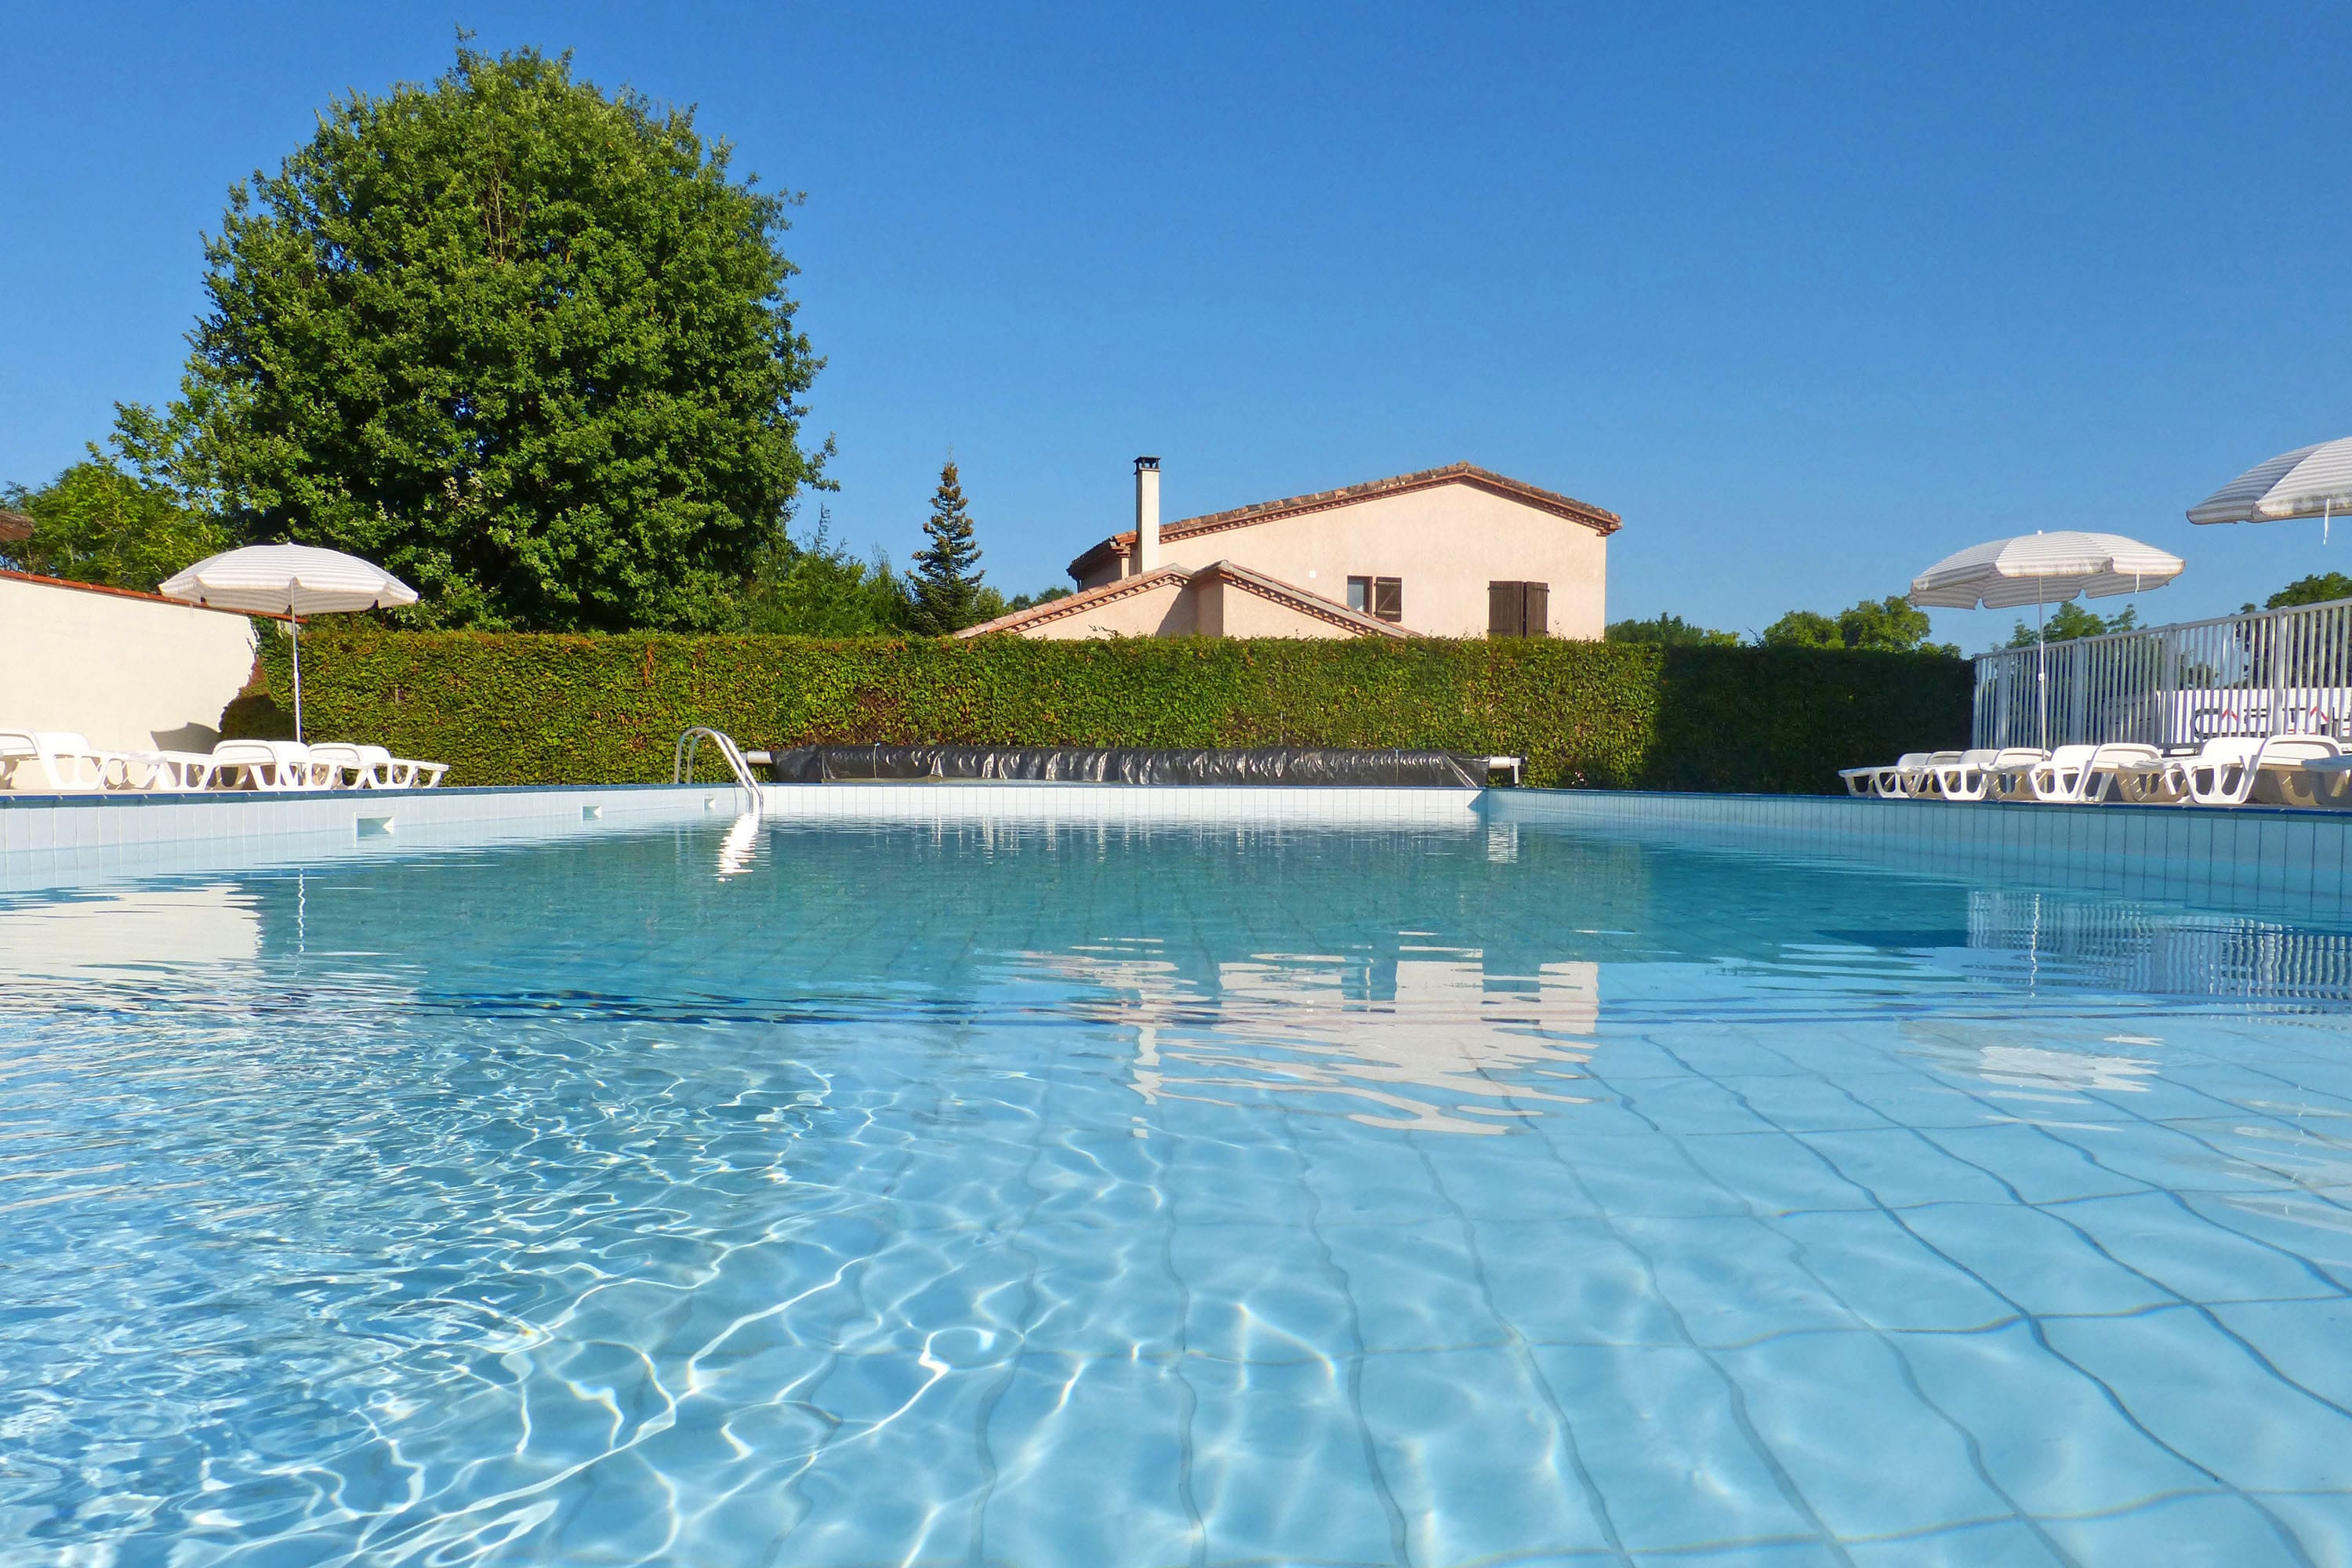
[1970,596,2352,751]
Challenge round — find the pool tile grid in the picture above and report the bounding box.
[14,814,2352,1565]
[1494,789,2352,924]
[1438,1013,2352,1563]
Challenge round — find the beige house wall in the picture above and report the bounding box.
[1196,579,1361,639]
[1080,481,1609,637]
[1018,578,1197,639]
[0,575,256,771]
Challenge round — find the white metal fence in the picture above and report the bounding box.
[1971,596,2352,751]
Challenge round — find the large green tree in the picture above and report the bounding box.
[1,439,230,591]
[147,42,823,630]
[904,459,989,634]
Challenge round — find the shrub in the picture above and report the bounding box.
[261,630,1970,793]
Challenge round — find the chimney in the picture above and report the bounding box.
[1134,456,1161,574]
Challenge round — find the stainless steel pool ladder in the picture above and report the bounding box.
[673,727,764,812]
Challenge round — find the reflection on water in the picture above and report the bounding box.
[1037,941,1601,1134]
[1963,887,2352,1002]
[0,883,260,983]
[717,811,760,878]
[1899,1018,2161,1102]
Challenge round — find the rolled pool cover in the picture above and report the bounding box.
[767,745,1497,788]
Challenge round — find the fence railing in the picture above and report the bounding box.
[1971,596,2352,751]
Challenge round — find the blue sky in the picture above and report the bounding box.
[4,2,2348,647]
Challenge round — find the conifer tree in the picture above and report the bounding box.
[906,459,988,634]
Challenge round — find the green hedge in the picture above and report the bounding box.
[241,628,1970,793]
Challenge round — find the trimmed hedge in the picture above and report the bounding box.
[244,628,1970,793]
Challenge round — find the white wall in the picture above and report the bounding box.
[0,574,256,769]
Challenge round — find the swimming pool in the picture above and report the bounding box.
[4,807,2350,1564]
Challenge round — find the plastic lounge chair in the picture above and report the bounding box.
[2017,745,2111,803]
[1927,750,1994,800]
[1892,750,1962,799]
[2163,735,2343,808]
[1838,762,1892,797]
[1935,747,2047,802]
[1846,752,1944,798]
[307,742,448,789]
[374,746,448,788]
[0,729,133,792]
[2297,753,2352,809]
[2076,743,2164,803]
[209,739,317,791]
[307,742,388,789]
[118,750,225,791]
[1840,755,1920,797]
[1974,748,2049,800]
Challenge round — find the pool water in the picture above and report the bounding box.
[3,815,2350,1566]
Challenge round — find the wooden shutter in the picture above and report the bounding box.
[1374,577,1403,622]
[1489,582,1522,637]
[1523,582,1548,637]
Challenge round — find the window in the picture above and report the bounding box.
[1488,581,1550,637]
[1348,575,1403,622]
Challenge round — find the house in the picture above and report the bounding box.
[957,459,1621,641]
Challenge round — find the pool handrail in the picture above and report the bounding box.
[673,727,763,812]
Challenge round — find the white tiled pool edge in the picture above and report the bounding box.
[0,782,1484,893]
[1490,788,2352,907]
[8,781,2349,906]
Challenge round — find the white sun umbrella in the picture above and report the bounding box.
[160,544,417,741]
[1910,531,2185,749]
[2188,436,2352,541]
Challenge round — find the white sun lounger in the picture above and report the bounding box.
[1840,751,1962,798]
[1838,762,1893,796]
[1841,752,1931,797]
[1929,747,2048,801]
[307,742,448,789]
[0,730,134,793]
[116,750,228,791]
[2005,742,2164,804]
[209,739,318,791]
[2153,735,2345,807]
[1893,751,1962,798]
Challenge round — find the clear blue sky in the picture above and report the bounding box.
[5,2,2349,647]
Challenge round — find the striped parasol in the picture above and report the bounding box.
[1910,531,2183,750]
[161,545,418,741]
[2189,435,2352,540]
[1908,531,2183,611]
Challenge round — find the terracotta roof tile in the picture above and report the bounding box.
[953,566,1193,638]
[1068,462,1619,579]
[1192,561,1410,637]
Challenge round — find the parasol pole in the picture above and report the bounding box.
[2035,590,2048,752]
[289,616,303,742]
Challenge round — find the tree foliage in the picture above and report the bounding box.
[0,441,230,590]
[735,510,909,635]
[2254,572,2352,611]
[904,459,989,634]
[1604,612,1740,647]
[2006,601,2136,647]
[143,42,823,630]
[1764,594,1957,655]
